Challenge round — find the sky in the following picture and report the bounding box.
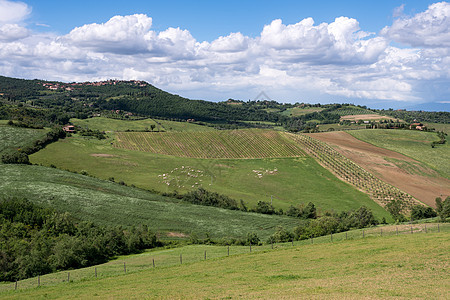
[0,0,449,110]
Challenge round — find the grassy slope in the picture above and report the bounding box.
[348,129,450,179]
[281,107,324,116]
[424,122,450,134]
[72,117,215,132]
[29,134,390,219]
[0,125,47,154]
[0,164,300,239]
[2,227,448,299]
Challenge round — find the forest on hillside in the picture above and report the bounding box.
[1,76,448,132]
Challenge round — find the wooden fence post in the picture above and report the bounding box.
[124,262,126,273]
[153,258,155,268]
[95,267,97,278]
[204,250,206,260]
[330,233,333,242]
[227,246,230,256]
[15,280,17,290]
[68,272,70,282]
[180,254,182,264]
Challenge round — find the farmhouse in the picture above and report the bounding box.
[63,125,76,133]
[409,122,424,130]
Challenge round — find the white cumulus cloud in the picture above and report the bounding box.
[0,0,30,24]
[260,17,387,65]
[66,14,153,54]
[0,23,28,41]
[0,4,449,106]
[382,2,450,48]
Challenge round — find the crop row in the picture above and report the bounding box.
[331,108,373,116]
[114,129,306,159]
[286,133,421,213]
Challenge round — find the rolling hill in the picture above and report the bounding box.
[29,123,390,218]
[0,164,300,239]
[2,225,448,299]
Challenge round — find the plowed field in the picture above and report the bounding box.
[307,131,450,207]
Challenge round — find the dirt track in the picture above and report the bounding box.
[308,131,450,207]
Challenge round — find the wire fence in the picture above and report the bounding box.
[1,222,448,293]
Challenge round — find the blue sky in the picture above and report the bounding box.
[26,0,432,40]
[1,0,449,110]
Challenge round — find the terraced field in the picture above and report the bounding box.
[286,133,422,213]
[115,129,305,159]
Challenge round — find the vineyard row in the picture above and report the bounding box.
[286,133,422,213]
[114,129,306,159]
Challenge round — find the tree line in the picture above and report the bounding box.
[1,127,66,164]
[0,197,160,282]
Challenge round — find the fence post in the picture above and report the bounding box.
[153,258,155,268]
[124,262,126,273]
[95,267,97,278]
[68,272,70,282]
[249,243,252,253]
[346,232,347,240]
[425,225,427,233]
[204,250,206,260]
[292,239,294,246]
[15,280,17,290]
[38,275,40,287]
[330,233,333,242]
[362,230,364,238]
[411,226,413,234]
[227,246,230,256]
[180,254,182,264]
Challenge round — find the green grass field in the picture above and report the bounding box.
[114,129,305,158]
[0,125,47,154]
[72,117,214,132]
[29,133,390,219]
[0,164,301,239]
[348,129,450,179]
[2,225,448,299]
[281,107,324,117]
[424,122,450,134]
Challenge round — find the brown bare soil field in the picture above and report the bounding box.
[308,131,450,207]
[340,114,396,121]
